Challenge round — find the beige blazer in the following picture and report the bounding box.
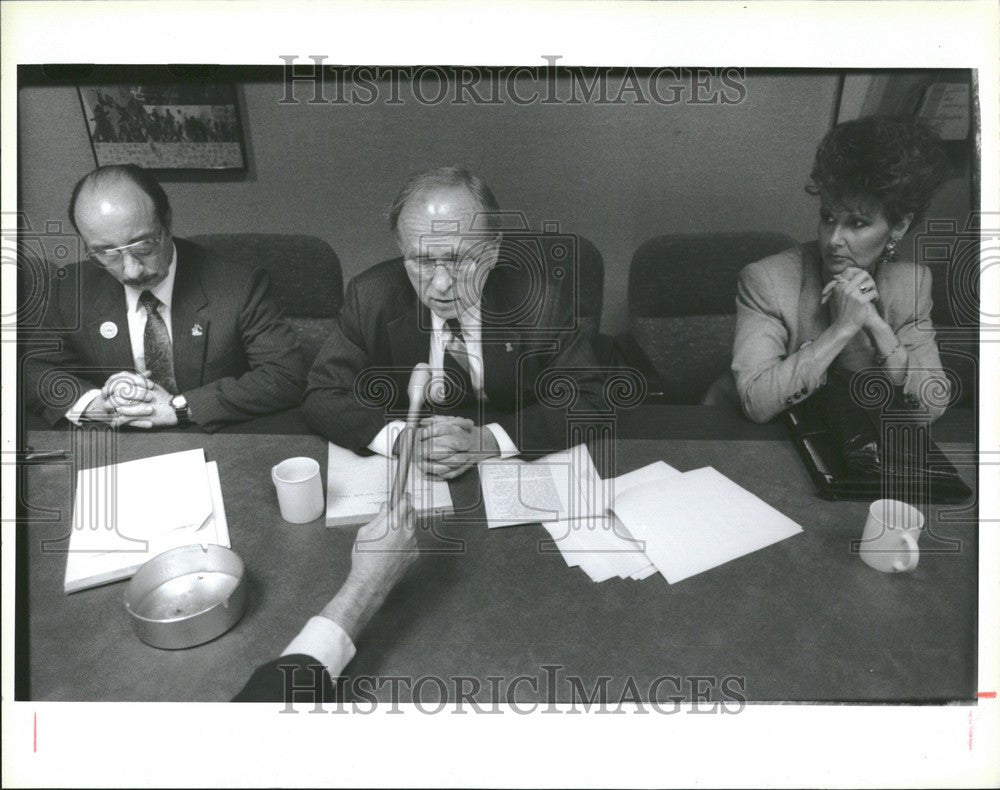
[732,242,950,423]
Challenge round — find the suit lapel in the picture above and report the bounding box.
[169,246,209,391]
[388,300,432,368]
[480,266,519,405]
[84,271,132,371]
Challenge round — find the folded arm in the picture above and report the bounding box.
[302,278,394,449]
[732,263,857,423]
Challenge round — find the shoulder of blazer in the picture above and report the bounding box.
[173,237,261,294]
[75,258,124,312]
[348,256,416,319]
[875,259,930,321]
[740,243,809,305]
[876,258,927,292]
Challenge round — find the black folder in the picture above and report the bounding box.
[784,378,972,504]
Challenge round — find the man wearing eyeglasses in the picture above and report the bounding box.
[303,166,603,478]
[24,164,307,431]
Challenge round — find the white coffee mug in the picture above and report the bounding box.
[271,457,324,524]
[858,498,924,573]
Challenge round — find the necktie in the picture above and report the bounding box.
[139,290,178,394]
[443,318,476,403]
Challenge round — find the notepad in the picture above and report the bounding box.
[325,443,453,527]
[64,450,230,593]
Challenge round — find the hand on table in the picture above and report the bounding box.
[81,370,156,427]
[414,415,500,480]
[111,382,179,428]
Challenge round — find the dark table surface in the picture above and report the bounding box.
[19,406,978,703]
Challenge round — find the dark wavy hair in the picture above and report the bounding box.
[806,116,949,228]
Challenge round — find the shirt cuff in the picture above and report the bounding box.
[65,389,102,426]
[368,420,406,457]
[281,615,357,679]
[485,423,519,459]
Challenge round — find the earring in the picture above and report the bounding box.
[880,237,898,265]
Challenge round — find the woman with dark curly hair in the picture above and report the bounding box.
[731,115,952,423]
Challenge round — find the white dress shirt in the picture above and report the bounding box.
[367,304,519,458]
[66,246,178,423]
[281,616,357,678]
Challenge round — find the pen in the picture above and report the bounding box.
[24,449,69,461]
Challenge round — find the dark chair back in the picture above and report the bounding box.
[626,231,797,404]
[573,235,604,341]
[917,229,977,409]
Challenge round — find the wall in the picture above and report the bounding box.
[16,70,971,333]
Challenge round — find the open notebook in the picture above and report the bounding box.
[325,443,453,527]
[64,448,230,593]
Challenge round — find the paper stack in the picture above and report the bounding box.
[64,448,230,593]
[326,443,453,527]
[480,446,803,584]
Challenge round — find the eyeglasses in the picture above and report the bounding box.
[404,255,481,277]
[404,237,499,277]
[88,233,163,266]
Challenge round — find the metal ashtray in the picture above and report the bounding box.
[124,544,247,649]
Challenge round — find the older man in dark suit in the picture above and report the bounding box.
[303,166,603,478]
[24,165,306,431]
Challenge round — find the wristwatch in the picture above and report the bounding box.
[170,394,191,425]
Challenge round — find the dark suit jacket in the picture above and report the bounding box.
[232,654,336,703]
[23,237,307,432]
[303,252,605,455]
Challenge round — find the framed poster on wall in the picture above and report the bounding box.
[78,83,247,170]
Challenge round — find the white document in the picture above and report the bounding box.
[479,444,601,528]
[64,455,229,593]
[611,466,803,584]
[325,443,453,527]
[540,460,680,582]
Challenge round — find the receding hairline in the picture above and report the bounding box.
[74,172,150,212]
[388,166,499,236]
[69,165,172,232]
[394,182,485,226]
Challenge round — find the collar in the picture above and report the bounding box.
[124,243,178,313]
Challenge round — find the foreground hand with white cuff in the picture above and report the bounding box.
[233,495,419,702]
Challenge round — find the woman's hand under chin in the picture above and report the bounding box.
[825,267,880,334]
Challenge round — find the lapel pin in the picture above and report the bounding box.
[505,342,513,352]
[99,321,118,340]
[191,324,203,337]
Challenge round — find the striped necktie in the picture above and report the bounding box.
[443,317,476,402]
[139,290,177,394]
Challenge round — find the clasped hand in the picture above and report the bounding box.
[82,370,178,428]
[822,267,882,333]
[409,416,500,480]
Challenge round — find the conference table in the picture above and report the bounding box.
[19,406,978,703]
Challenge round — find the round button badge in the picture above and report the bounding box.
[99,321,118,339]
